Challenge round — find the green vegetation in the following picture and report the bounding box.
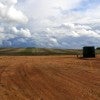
[0,48,99,56]
[96,49,100,54]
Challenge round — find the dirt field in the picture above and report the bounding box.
[0,55,100,100]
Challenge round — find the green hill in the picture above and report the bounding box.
[0,48,99,56]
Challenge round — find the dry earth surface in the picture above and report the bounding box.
[0,55,100,100]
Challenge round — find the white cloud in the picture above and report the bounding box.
[0,0,28,23]
[7,6,28,23]
[0,27,4,33]
[12,27,31,37]
[0,26,31,46]
[44,23,100,38]
[0,0,100,48]
[50,38,58,45]
[21,0,84,19]
[1,0,17,5]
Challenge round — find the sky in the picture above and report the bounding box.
[0,0,100,48]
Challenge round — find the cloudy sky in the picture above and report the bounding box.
[0,0,100,48]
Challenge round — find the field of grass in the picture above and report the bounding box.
[0,47,99,56]
[0,47,100,56]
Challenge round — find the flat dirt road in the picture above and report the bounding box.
[0,55,100,100]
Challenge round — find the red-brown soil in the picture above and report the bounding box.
[0,55,100,100]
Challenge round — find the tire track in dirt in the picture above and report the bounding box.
[0,55,100,100]
[38,66,99,100]
[0,66,7,84]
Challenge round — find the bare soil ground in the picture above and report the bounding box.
[0,55,100,100]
